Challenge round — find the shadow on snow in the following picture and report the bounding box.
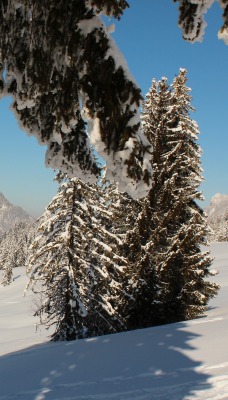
[0,322,213,400]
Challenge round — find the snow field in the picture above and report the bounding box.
[0,242,228,400]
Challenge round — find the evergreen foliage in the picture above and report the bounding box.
[124,69,219,329]
[0,0,152,197]
[173,0,228,44]
[101,180,143,325]
[27,177,126,341]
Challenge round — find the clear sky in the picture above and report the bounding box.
[0,0,227,217]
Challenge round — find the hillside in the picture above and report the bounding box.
[0,242,228,400]
[0,192,34,236]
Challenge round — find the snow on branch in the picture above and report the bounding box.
[0,0,152,199]
[86,0,129,19]
[174,0,228,44]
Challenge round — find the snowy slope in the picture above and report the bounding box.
[0,192,34,236]
[0,242,228,400]
[205,193,228,219]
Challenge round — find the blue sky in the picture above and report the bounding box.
[0,97,58,218]
[0,0,227,217]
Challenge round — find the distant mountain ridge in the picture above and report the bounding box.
[205,193,228,219]
[205,193,228,242]
[0,192,35,236]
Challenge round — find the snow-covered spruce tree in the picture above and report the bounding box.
[0,0,152,198]
[153,69,219,323]
[0,222,36,286]
[173,0,228,44]
[124,69,219,329]
[122,78,174,330]
[27,177,127,341]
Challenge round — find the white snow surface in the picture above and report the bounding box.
[0,242,228,400]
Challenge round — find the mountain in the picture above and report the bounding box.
[205,193,228,242]
[0,192,35,236]
[0,242,227,399]
[205,193,228,219]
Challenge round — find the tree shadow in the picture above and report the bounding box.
[0,322,214,400]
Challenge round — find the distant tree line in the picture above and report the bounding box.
[0,221,36,286]
[208,211,228,242]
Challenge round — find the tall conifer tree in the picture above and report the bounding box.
[156,69,219,322]
[124,69,219,329]
[123,77,173,329]
[27,177,126,340]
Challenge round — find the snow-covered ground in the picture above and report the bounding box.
[0,242,228,400]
